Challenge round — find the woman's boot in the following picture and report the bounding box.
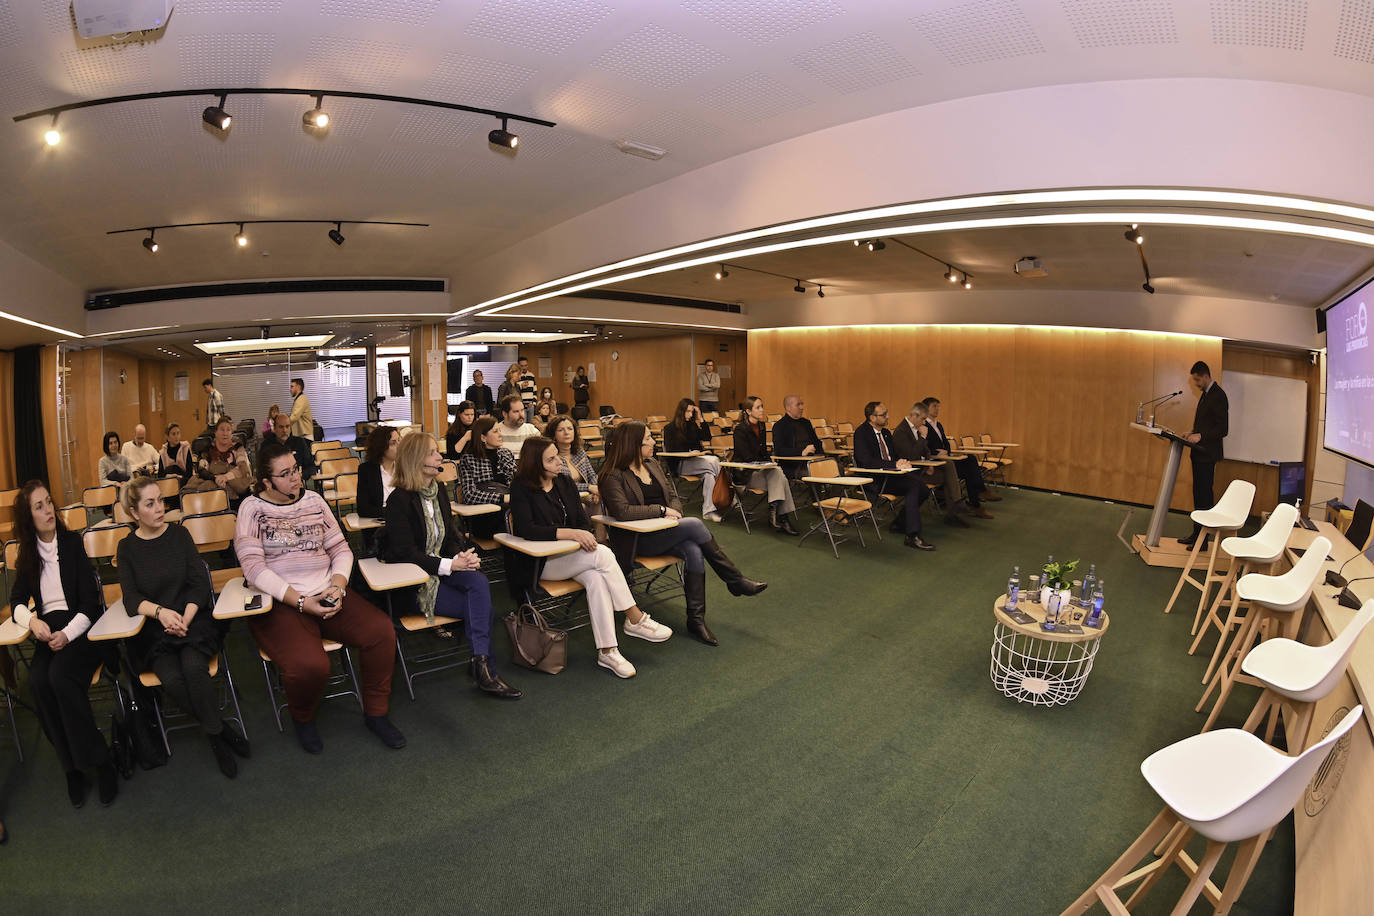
[684,571,717,646]
[700,538,768,596]
[770,502,799,536]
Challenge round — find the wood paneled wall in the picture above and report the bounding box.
[694,334,748,411]
[748,326,1224,511]
[552,335,697,420]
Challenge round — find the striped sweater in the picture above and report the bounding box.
[234,490,352,603]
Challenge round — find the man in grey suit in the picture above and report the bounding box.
[1180,360,1229,546]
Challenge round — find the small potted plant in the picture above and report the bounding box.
[1041,558,1079,609]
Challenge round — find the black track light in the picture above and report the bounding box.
[327,222,345,246]
[142,230,158,253]
[817,285,825,298]
[202,94,231,131]
[867,239,885,252]
[1125,227,1144,244]
[234,223,248,247]
[488,117,518,149]
[1142,282,1155,294]
[853,239,862,247]
[715,264,728,280]
[946,267,958,283]
[963,274,973,289]
[794,280,805,293]
[302,95,329,129]
[44,114,60,147]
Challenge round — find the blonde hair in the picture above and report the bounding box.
[122,475,160,515]
[505,363,521,382]
[392,432,439,493]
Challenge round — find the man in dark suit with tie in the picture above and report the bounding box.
[921,397,1002,503]
[1180,361,1229,547]
[893,401,992,525]
[853,401,935,551]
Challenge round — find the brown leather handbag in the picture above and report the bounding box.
[712,465,734,512]
[504,604,568,674]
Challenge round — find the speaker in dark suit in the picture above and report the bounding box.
[1182,361,1229,545]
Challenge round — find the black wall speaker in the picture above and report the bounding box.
[1316,308,1327,334]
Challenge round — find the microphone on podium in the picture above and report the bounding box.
[1136,390,1183,424]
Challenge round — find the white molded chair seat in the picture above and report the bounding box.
[1219,502,1298,563]
[1234,536,1329,613]
[1190,480,1255,530]
[1240,601,1374,702]
[1141,705,1363,843]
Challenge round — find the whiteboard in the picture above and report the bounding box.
[1223,371,1306,464]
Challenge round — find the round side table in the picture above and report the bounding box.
[990,595,1110,706]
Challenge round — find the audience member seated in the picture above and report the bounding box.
[495,363,521,409]
[771,394,823,479]
[8,481,118,807]
[357,425,399,521]
[121,424,160,476]
[186,418,251,501]
[495,394,540,455]
[892,402,991,525]
[600,422,765,647]
[545,415,599,501]
[158,422,193,485]
[262,404,281,436]
[234,442,404,754]
[532,398,555,427]
[268,411,316,484]
[536,386,558,420]
[922,396,1001,504]
[98,430,133,485]
[663,398,724,522]
[509,437,663,678]
[853,402,935,552]
[444,400,477,460]
[382,433,520,699]
[457,416,516,539]
[116,476,248,778]
[465,370,494,417]
[571,366,590,420]
[732,396,799,535]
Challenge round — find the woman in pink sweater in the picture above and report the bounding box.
[234,441,404,754]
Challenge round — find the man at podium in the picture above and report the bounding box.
[1179,360,1229,546]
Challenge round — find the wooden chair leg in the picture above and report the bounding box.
[1198,610,1266,731]
[1168,839,1226,916]
[1194,537,1228,625]
[1198,572,1251,683]
[1122,817,1194,909]
[1164,534,1206,615]
[1060,809,1177,916]
[1190,560,1241,649]
[1240,688,1280,735]
[1213,834,1266,916]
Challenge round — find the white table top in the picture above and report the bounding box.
[772,454,817,461]
[213,576,274,620]
[453,502,502,517]
[358,557,430,591]
[493,532,582,558]
[591,514,679,533]
[721,461,778,470]
[656,451,703,458]
[0,616,29,646]
[88,599,145,642]
[343,512,384,531]
[850,466,917,475]
[803,475,874,486]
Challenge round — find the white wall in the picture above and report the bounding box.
[0,235,85,344]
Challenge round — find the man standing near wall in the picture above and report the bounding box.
[466,370,494,416]
[1180,360,1229,547]
[203,377,225,428]
[289,377,315,441]
[697,359,721,413]
[517,356,537,412]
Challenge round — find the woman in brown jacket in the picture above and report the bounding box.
[599,422,766,646]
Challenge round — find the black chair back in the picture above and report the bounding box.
[1348,499,1374,553]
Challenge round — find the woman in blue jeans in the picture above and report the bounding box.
[383,432,521,699]
[599,421,767,646]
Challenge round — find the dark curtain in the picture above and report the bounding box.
[13,345,49,487]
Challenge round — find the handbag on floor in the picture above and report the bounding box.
[504,604,568,674]
[712,465,734,513]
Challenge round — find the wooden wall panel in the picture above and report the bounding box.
[163,359,211,436]
[553,335,696,420]
[102,349,141,444]
[748,326,1225,509]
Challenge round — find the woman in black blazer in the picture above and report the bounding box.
[600,422,765,647]
[509,436,671,679]
[732,396,798,534]
[383,433,520,699]
[8,481,118,807]
[357,424,399,520]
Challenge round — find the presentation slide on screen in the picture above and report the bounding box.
[1326,276,1374,466]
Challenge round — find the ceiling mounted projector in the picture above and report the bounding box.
[73,0,173,38]
[1014,256,1048,278]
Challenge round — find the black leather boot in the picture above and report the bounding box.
[770,504,799,536]
[700,538,768,596]
[208,732,239,779]
[470,655,523,699]
[684,571,717,646]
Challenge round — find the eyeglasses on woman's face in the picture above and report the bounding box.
[272,463,302,479]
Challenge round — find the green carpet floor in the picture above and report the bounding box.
[0,490,1294,915]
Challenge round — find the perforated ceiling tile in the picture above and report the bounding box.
[1059,0,1178,47]
[465,0,614,55]
[391,108,494,145]
[592,25,729,90]
[177,33,276,85]
[697,71,814,122]
[297,36,412,88]
[321,0,441,26]
[0,1,20,47]
[790,32,920,95]
[543,80,645,132]
[1209,0,1306,50]
[912,0,1046,66]
[60,43,158,94]
[1334,0,1374,62]
[370,144,447,179]
[41,0,74,33]
[625,109,725,148]
[681,0,844,43]
[422,52,538,108]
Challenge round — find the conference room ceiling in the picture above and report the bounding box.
[2,0,1373,331]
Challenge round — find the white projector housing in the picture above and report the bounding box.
[72,0,173,38]
[1014,256,1049,278]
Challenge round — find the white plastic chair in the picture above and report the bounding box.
[1196,536,1330,732]
[1238,600,1374,752]
[1164,480,1254,619]
[1189,503,1299,679]
[1063,705,1364,916]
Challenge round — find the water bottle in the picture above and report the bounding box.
[1044,589,1060,629]
[1080,564,1097,608]
[1087,579,1105,627]
[1006,566,1020,610]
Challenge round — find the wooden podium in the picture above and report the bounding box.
[1130,422,1209,568]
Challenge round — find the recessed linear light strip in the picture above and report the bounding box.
[0,309,84,337]
[497,313,747,333]
[476,210,1374,318]
[457,188,1374,316]
[751,323,1224,342]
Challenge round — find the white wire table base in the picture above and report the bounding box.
[989,622,1102,706]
